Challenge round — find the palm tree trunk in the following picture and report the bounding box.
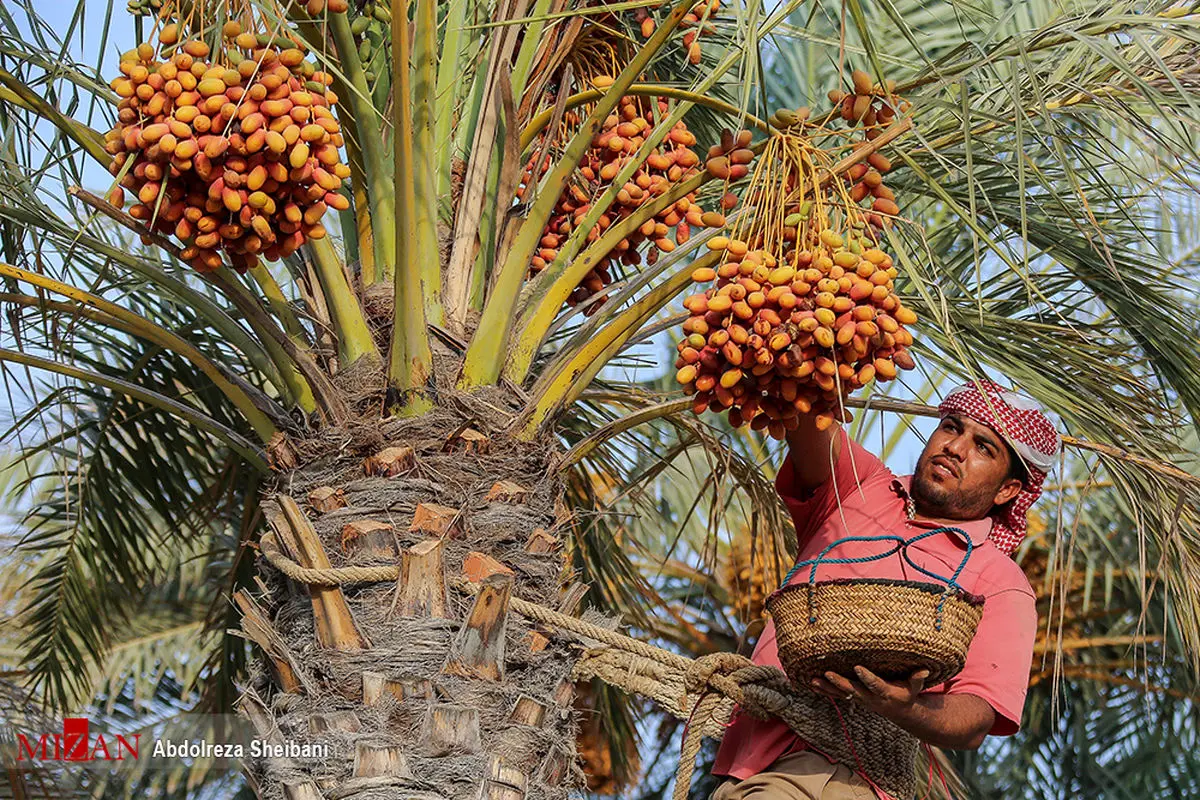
[238,404,581,798]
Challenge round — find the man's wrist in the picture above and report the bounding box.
[875,694,989,750]
[867,693,929,733]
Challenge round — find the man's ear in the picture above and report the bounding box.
[993,478,1023,507]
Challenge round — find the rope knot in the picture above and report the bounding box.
[684,652,756,704]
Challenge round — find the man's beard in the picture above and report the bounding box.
[910,456,996,521]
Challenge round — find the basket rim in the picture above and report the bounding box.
[766,577,985,607]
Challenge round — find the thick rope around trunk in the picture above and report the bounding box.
[258,533,808,799]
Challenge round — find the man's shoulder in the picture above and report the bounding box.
[838,433,900,487]
[779,430,897,504]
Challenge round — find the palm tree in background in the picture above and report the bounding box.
[0,0,1199,797]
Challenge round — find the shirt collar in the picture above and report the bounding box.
[891,475,993,547]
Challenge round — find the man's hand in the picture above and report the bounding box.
[811,666,929,717]
[809,665,995,750]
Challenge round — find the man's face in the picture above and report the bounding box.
[911,414,1024,521]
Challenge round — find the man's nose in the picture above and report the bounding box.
[943,435,970,460]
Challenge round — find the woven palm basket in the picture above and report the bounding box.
[766,578,984,688]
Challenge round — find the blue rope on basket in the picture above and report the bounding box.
[779,528,975,630]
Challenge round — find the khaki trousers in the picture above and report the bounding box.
[711,751,876,800]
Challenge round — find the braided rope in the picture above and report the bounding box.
[258,533,810,799]
[260,533,400,584]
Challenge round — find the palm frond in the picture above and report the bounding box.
[2,302,259,709]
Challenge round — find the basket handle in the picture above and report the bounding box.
[781,527,975,593]
[900,527,974,594]
[781,534,906,587]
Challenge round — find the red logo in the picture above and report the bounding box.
[16,718,140,762]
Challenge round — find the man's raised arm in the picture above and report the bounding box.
[783,415,842,494]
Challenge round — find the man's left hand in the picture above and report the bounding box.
[811,665,930,719]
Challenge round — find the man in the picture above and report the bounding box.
[711,380,1061,800]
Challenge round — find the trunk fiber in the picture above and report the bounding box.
[238,402,583,800]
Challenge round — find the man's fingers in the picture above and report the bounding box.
[853,665,891,697]
[810,677,844,698]
[909,668,931,693]
[823,671,857,694]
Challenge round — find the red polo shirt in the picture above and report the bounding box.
[712,429,1038,782]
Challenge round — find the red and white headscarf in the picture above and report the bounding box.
[938,380,1061,556]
